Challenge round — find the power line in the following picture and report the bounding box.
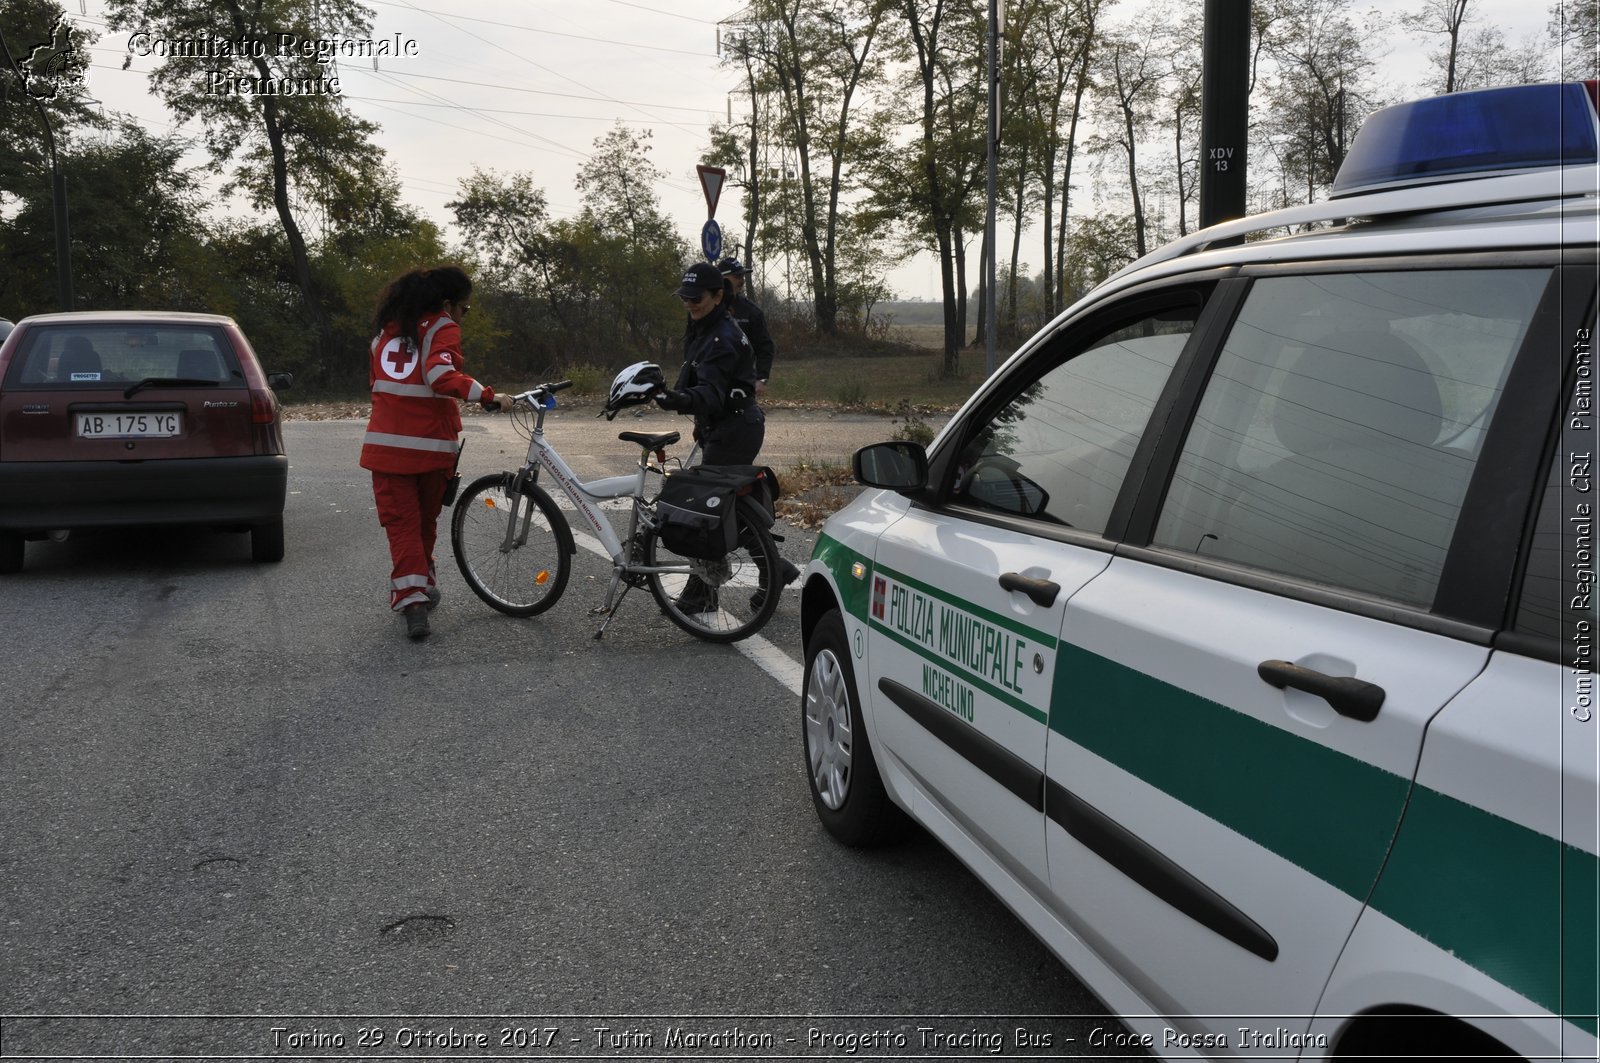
[365,0,716,56]
[353,66,720,114]
[384,0,709,140]
[342,96,671,124]
[359,67,592,161]
[590,0,721,24]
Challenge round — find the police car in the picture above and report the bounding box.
[799,82,1598,1060]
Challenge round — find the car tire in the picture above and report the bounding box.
[803,608,907,847]
[251,518,285,563]
[0,531,23,574]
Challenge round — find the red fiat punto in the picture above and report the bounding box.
[0,311,293,573]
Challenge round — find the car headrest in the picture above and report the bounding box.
[1273,331,1443,456]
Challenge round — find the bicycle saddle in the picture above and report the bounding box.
[618,430,681,449]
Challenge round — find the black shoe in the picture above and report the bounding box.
[403,603,431,639]
[424,585,442,612]
[752,559,801,611]
[673,576,716,614]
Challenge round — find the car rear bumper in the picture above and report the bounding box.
[0,455,287,531]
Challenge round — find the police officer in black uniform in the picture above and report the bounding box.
[655,261,800,606]
[654,261,764,464]
[717,257,775,397]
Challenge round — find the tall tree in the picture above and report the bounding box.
[723,0,888,334]
[1255,0,1383,203]
[1091,20,1164,258]
[1549,0,1600,80]
[1,0,102,308]
[1020,0,1106,319]
[1402,0,1472,93]
[103,0,387,361]
[0,121,209,314]
[573,125,686,355]
[1154,3,1203,237]
[875,0,989,374]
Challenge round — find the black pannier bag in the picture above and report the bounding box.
[654,465,779,560]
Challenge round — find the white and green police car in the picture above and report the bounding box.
[799,82,1598,1060]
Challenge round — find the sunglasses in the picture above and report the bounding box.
[679,292,709,305]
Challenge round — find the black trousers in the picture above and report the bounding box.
[699,405,766,465]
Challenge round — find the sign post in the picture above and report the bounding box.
[1199,0,1250,229]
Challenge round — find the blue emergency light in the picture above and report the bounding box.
[1331,82,1600,198]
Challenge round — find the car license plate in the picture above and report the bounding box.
[76,412,182,438]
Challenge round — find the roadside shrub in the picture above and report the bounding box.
[560,363,610,397]
[889,399,936,447]
[832,376,867,406]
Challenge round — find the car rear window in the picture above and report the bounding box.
[5,325,242,389]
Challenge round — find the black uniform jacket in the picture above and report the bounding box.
[728,292,776,381]
[675,302,758,431]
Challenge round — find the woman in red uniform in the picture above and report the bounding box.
[360,266,499,639]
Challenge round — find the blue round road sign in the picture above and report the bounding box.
[701,219,722,262]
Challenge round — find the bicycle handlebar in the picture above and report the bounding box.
[509,380,574,408]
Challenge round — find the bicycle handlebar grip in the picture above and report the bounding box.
[548,380,574,393]
[481,399,503,412]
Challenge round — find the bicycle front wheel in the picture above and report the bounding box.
[451,473,571,617]
[645,495,781,643]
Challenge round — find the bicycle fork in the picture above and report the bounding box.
[499,467,539,554]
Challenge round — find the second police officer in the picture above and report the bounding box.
[716,257,776,398]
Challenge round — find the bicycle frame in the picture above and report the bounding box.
[501,392,676,580]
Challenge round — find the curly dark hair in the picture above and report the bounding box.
[371,266,472,348]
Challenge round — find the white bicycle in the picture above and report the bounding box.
[449,379,783,643]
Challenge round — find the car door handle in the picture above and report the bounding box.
[1257,659,1385,722]
[998,571,1060,608]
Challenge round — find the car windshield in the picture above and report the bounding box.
[7,325,241,388]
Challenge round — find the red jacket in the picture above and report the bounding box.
[360,313,493,474]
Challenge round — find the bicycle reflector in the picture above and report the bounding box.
[1331,81,1600,198]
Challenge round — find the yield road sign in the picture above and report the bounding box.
[697,164,726,218]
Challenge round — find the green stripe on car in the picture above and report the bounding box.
[1054,643,1599,1035]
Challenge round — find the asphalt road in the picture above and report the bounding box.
[0,407,1145,1061]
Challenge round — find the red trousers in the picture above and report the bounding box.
[372,469,450,610]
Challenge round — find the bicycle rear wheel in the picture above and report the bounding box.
[645,495,781,643]
[451,473,571,616]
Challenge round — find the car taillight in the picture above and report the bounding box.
[249,387,276,424]
[249,387,284,455]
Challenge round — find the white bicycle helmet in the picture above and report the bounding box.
[606,361,665,414]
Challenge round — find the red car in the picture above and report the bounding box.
[0,311,292,573]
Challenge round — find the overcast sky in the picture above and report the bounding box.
[65,0,1559,300]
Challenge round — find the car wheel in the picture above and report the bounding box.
[803,608,907,847]
[0,531,23,574]
[251,518,285,563]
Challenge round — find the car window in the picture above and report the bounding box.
[950,302,1198,534]
[1513,334,1598,646]
[8,325,240,387]
[1152,269,1546,606]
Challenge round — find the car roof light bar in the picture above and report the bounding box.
[1099,159,1598,289]
[1331,81,1599,198]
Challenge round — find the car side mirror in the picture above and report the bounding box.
[267,371,294,390]
[853,441,929,491]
